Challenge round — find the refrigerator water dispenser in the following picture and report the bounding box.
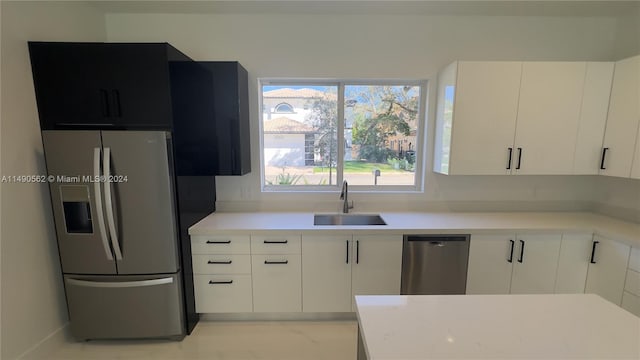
[60,185,93,234]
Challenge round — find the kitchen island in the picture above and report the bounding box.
[355,294,640,359]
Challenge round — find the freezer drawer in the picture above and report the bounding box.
[64,273,184,340]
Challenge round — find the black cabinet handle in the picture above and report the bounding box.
[507,240,515,263]
[209,280,233,285]
[356,240,360,264]
[590,241,600,264]
[208,260,232,264]
[346,240,349,264]
[600,148,609,170]
[264,260,288,265]
[516,148,523,170]
[264,240,288,244]
[206,240,231,244]
[518,240,525,263]
[111,89,122,117]
[99,89,110,117]
[507,148,513,170]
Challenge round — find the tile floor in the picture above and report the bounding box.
[41,321,358,360]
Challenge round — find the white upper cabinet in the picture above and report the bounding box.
[573,62,615,174]
[434,60,614,176]
[601,55,640,178]
[433,61,522,175]
[513,62,586,175]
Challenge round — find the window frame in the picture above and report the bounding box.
[259,78,428,193]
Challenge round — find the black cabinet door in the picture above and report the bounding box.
[102,44,173,129]
[29,42,115,129]
[199,62,251,175]
[29,42,177,130]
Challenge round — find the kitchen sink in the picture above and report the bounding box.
[313,214,387,226]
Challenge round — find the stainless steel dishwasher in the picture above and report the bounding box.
[401,235,470,295]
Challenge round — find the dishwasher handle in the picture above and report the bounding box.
[406,236,469,243]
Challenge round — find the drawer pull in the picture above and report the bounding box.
[209,280,233,285]
[264,240,288,244]
[264,260,289,265]
[206,240,231,244]
[590,241,600,264]
[208,260,232,264]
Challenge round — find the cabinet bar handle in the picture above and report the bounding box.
[507,240,515,263]
[264,240,288,244]
[590,241,600,264]
[356,240,360,264]
[206,240,231,244]
[208,260,232,264]
[112,89,122,117]
[600,148,609,170]
[99,89,110,117]
[516,148,523,170]
[506,147,513,170]
[518,240,525,263]
[346,240,349,264]
[209,280,233,285]
[264,260,288,265]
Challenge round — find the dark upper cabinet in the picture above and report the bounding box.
[199,62,251,175]
[28,42,190,130]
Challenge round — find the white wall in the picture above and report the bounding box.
[0,2,105,359]
[105,10,640,216]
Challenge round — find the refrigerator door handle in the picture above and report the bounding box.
[66,277,173,288]
[93,147,113,261]
[103,147,123,261]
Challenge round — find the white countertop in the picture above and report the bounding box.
[189,211,640,246]
[355,294,640,360]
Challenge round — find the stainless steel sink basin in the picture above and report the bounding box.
[313,214,387,226]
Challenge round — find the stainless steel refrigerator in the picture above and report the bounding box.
[43,130,186,340]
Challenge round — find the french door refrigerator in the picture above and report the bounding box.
[43,130,185,340]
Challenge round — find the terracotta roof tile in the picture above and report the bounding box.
[264,117,315,133]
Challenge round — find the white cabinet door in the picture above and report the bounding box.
[630,112,640,179]
[301,235,352,312]
[514,62,586,175]
[601,55,640,178]
[585,236,631,305]
[251,254,301,312]
[466,234,515,294]
[510,234,562,294]
[573,62,615,174]
[351,235,403,310]
[446,62,522,175]
[554,234,592,293]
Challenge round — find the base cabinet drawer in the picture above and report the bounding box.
[194,274,253,313]
[191,235,250,254]
[192,254,251,274]
[252,255,302,312]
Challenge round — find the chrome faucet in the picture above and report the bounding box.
[340,180,354,213]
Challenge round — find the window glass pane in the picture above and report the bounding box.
[262,85,338,186]
[344,85,420,186]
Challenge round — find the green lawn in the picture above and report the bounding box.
[313,161,397,173]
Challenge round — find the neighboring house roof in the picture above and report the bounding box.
[264,88,336,100]
[264,117,315,134]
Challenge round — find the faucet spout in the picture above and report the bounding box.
[340,180,354,213]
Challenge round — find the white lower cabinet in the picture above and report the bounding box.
[585,236,631,305]
[251,254,301,312]
[251,234,302,312]
[301,234,402,312]
[301,235,352,312]
[554,234,592,293]
[466,233,562,294]
[351,235,403,311]
[194,274,253,313]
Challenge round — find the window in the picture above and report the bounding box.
[274,102,294,113]
[260,81,425,191]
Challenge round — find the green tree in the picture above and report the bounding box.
[351,86,419,162]
[306,95,338,185]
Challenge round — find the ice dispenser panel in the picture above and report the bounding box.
[60,186,93,234]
